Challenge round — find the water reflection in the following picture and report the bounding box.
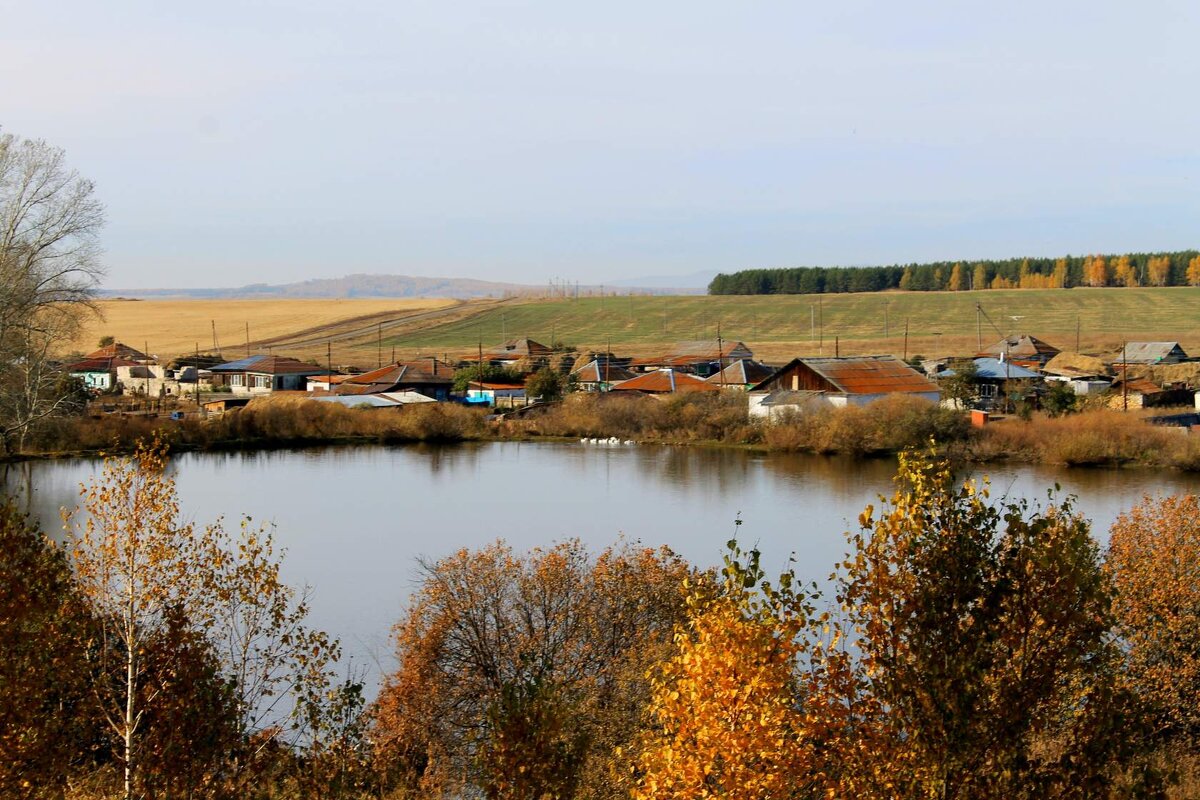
[5,442,1199,695]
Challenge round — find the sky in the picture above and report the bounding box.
[3,0,1198,289]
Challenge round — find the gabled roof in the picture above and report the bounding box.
[1042,352,1111,379]
[979,335,1060,361]
[610,369,721,394]
[85,342,152,362]
[631,340,755,367]
[1111,376,1168,395]
[1109,342,1189,364]
[485,338,552,358]
[752,356,939,395]
[706,359,776,386]
[66,356,141,372]
[971,358,1042,380]
[570,359,635,383]
[336,360,454,394]
[211,355,326,375]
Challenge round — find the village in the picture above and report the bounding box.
[62,333,1200,429]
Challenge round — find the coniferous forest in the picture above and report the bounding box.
[708,251,1200,295]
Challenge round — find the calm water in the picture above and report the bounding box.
[6,442,1198,690]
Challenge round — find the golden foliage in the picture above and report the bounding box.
[1108,495,1200,742]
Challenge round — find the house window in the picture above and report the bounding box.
[230,374,244,387]
[252,374,270,389]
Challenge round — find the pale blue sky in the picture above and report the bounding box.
[4,0,1197,289]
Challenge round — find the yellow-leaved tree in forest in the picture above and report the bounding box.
[65,438,344,800]
[632,533,893,800]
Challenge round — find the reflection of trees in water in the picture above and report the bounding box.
[632,446,754,497]
[758,452,898,498]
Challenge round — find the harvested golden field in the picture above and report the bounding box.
[70,298,461,362]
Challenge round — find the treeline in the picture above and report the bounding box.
[708,250,1200,294]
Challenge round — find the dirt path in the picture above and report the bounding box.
[248,298,516,351]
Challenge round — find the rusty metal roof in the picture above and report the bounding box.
[66,356,142,372]
[706,359,776,386]
[801,356,940,395]
[630,340,755,367]
[84,342,151,361]
[610,369,720,394]
[570,359,635,383]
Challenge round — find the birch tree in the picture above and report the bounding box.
[0,130,105,452]
[66,439,341,799]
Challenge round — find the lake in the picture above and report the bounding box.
[5,442,1197,691]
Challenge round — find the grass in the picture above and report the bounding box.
[375,287,1200,363]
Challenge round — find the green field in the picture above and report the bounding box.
[380,287,1200,360]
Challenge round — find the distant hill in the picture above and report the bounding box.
[101,273,704,300]
[101,274,542,300]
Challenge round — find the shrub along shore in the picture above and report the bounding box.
[8,392,1200,471]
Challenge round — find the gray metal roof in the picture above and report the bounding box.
[1111,342,1188,364]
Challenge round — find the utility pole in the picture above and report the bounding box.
[835,335,839,358]
[605,335,611,389]
[1076,316,1081,352]
[327,341,333,395]
[903,319,909,361]
[1122,341,1129,412]
[245,322,250,357]
[976,304,982,351]
[378,322,383,367]
[883,301,889,339]
[818,299,824,355]
[211,320,220,356]
[477,339,485,403]
[717,323,726,389]
[810,305,815,344]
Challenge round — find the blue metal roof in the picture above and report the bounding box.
[972,358,1041,380]
[211,356,262,371]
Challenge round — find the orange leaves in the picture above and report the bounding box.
[372,539,697,799]
[1107,495,1200,742]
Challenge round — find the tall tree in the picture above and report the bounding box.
[0,502,98,798]
[65,439,341,799]
[1146,255,1171,287]
[0,131,105,453]
[371,540,696,800]
[1107,496,1200,744]
[841,448,1132,798]
[1187,255,1200,287]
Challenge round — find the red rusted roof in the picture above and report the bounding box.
[85,342,151,361]
[66,356,141,371]
[706,359,776,386]
[786,356,939,395]
[630,340,755,368]
[611,369,721,394]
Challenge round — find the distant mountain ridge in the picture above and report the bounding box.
[102,273,706,299]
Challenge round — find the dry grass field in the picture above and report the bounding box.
[67,286,1200,369]
[70,298,460,362]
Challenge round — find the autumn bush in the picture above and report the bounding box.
[1107,496,1200,745]
[524,391,757,443]
[370,539,702,800]
[762,395,969,455]
[969,410,1185,467]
